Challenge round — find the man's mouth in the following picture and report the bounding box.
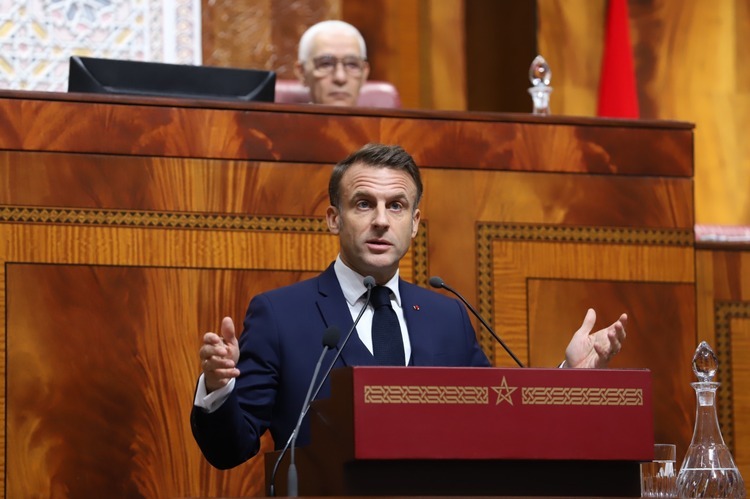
[366,239,392,250]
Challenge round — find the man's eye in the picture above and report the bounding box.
[389,202,404,211]
[356,200,371,209]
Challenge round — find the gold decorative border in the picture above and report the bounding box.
[476,223,694,362]
[714,301,750,452]
[0,205,429,282]
[364,385,489,404]
[364,384,643,406]
[0,206,331,232]
[412,220,428,287]
[522,387,643,406]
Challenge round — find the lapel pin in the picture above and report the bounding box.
[413,305,420,311]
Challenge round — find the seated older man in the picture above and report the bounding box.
[294,20,370,106]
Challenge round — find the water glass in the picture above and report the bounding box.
[641,443,677,497]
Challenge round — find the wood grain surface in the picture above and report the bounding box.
[538,0,750,226]
[695,248,750,487]
[197,0,750,225]
[0,92,695,497]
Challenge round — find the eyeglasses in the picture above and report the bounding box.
[310,55,367,77]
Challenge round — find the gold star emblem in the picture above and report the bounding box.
[492,376,517,405]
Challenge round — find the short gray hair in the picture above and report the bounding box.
[298,20,367,62]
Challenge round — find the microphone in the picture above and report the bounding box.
[308,275,376,403]
[287,326,340,497]
[269,275,376,496]
[429,275,524,368]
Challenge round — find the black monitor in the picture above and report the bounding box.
[67,56,276,103]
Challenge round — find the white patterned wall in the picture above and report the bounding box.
[0,0,202,91]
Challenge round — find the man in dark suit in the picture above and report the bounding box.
[191,143,627,470]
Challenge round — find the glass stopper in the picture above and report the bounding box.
[692,341,719,382]
[529,55,552,87]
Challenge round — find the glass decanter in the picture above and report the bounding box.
[675,341,746,498]
[527,55,552,115]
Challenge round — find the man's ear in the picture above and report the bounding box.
[411,208,421,238]
[326,205,340,234]
[293,61,308,86]
[361,61,370,83]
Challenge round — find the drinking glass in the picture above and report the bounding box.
[641,443,677,497]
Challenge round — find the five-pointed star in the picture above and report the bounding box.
[492,376,517,405]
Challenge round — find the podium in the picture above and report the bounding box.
[266,366,653,496]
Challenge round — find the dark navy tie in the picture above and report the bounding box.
[371,285,405,366]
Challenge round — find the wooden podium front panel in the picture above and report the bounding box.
[0,92,694,497]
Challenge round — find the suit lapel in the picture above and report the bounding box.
[316,264,376,367]
[400,280,432,366]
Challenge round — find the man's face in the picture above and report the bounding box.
[326,163,420,284]
[295,29,369,106]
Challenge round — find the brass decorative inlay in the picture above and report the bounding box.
[522,387,643,406]
[411,220,428,287]
[364,383,642,407]
[0,205,430,285]
[364,385,489,404]
[0,206,332,232]
[714,300,750,453]
[492,376,517,405]
[476,223,694,362]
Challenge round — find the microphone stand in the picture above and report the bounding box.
[269,276,375,496]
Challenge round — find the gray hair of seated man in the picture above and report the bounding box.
[298,20,367,62]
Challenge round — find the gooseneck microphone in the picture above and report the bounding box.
[309,275,376,403]
[429,276,524,368]
[286,326,340,497]
[269,276,376,496]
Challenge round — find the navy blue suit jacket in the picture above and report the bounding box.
[191,263,490,469]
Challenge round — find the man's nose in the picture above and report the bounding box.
[332,61,348,83]
[372,205,389,227]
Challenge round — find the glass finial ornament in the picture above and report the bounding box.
[675,341,746,498]
[528,55,553,115]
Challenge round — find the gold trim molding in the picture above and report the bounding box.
[364,384,643,407]
[522,387,643,406]
[714,300,750,453]
[364,385,489,404]
[476,223,694,362]
[0,206,330,232]
[0,205,430,284]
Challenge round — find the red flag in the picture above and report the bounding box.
[597,0,639,118]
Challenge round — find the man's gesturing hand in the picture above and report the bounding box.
[564,309,628,369]
[199,317,241,393]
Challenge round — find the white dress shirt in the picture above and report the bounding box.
[333,256,412,363]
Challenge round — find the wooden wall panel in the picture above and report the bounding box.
[344,0,466,110]
[537,0,750,226]
[6,265,287,497]
[528,279,695,460]
[0,92,694,496]
[201,0,340,78]
[536,0,606,117]
[695,247,750,489]
[0,216,415,498]
[199,0,750,224]
[463,0,537,113]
